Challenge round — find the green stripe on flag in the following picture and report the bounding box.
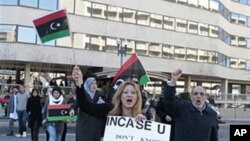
[139,74,150,85]
[48,115,77,121]
[41,29,70,43]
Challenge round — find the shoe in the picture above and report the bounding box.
[15,134,21,137]
[22,132,27,137]
[6,132,13,136]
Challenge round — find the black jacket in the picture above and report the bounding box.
[163,85,218,141]
[26,95,42,128]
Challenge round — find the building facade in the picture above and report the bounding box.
[1,0,250,105]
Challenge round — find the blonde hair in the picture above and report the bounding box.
[109,81,142,117]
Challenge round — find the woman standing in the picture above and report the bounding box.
[26,88,42,141]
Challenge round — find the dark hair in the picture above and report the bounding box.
[32,88,39,94]
[52,86,62,95]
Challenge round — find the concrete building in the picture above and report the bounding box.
[0,0,250,106]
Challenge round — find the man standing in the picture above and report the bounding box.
[163,69,218,141]
[15,84,29,138]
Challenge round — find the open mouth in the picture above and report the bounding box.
[196,100,201,104]
[126,99,132,103]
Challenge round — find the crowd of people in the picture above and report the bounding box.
[0,67,219,141]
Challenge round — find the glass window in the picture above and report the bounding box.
[149,43,161,57]
[56,36,72,47]
[0,0,17,5]
[125,40,135,54]
[230,58,239,68]
[209,25,218,38]
[39,0,57,10]
[163,16,175,30]
[123,8,136,24]
[162,45,174,58]
[240,0,248,4]
[106,6,122,22]
[0,25,16,42]
[136,11,150,26]
[198,0,208,9]
[197,50,208,62]
[230,35,237,46]
[209,0,219,12]
[73,33,89,49]
[238,37,247,47]
[105,37,117,53]
[238,59,246,69]
[238,15,247,26]
[186,48,197,61]
[135,41,148,56]
[248,17,250,27]
[198,23,208,36]
[92,3,106,19]
[174,46,186,60]
[218,53,229,67]
[75,0,91,16]
[208,51,217,63]
[150,14,163,28]
[18,26,36,43]
[58,0,74,13]
[231,13,239,24]
[187,21,198,34]
[246,60,250,70]
[176,19,187,32]
[20,0,38,7]
[89,35,103,51]
[247,38,250,48]
[177,0,188,4]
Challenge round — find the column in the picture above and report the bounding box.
[184,76,191,92]
[24,64,31,92]
[15,68,21,84]
[221,79,228,108]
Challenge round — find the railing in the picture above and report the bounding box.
[214,93,250,107]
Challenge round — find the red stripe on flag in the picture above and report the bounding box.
[112,53,138,84]
[48,104,70,110]
[33,9,67,26]
[0,98,9,104]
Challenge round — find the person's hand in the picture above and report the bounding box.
[171,69,182,84]
[134,114,146,122]
[69,109,75,116]
[165,115,172,122]
[72,66,83,87]
[42,119,47,125]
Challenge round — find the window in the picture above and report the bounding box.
[18,26,36,43]
[186,48,197,61]
[230,35,237,46]
[56,36,72,47]
[123,9,136,23]
[247,38,250,48]
[92,3,106,19]
[106,6,122,22]
[0,25,16,42]
[59,0,74,13]
[187,21,198,34]
[39,0,57,10]
[0,0,17,5]
[246,60,250,70]
[198,0,208,9]
[174,46,186,60]
[150,14,163,28]
[162,45,174,58]
[149,43,161,57]
[238,59,246,69]
[230,58,238,68]
[238,15,246,26]
[248,17,250,27]
[197,50,208,62]
[231,13,239,24]
[163,16,175,30]
[218,53,229,67]
[239,0,248,4]
[188,0,198,7]
[238,37,247,47]
[20,0,38,7]
[105,37,117,53]
[198,23,208,36]
[135,41,148,55]
[137,11,150,26]
[90,35,104,51]
[73,33,88,49]
[176,19,187,32]
[37,35,55,46]
[75,0,91,16]
[208,51,217,63]
[209,0,219,12]
[209,25,218,38]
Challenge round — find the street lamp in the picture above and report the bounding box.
[116,38,128,66]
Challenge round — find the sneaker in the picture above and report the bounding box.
[15,134,21,137]
[22,132,27,137]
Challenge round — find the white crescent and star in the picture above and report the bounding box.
[60,110,68,115]
[50,22,61,30]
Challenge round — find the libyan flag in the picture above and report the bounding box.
[33,9,70,43]
[48,104,77,121]
[112,53,150,86]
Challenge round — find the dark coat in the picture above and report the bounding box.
[26,95,42,128]
[75,86,112,141]
[163,85,218,141]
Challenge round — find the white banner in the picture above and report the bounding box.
[103,116,171,141]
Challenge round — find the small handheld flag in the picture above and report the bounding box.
[33,9,70,43]
[48,104,77,121]
[112,53,150,86]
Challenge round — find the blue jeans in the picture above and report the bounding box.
[47,123,64,141]
[17,110,27,134]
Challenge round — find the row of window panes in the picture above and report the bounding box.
[1,24,249,70]
[0,0,57,11]
[231,0,250,5]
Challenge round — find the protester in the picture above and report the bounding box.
[42,86,67,141]
[27,88,42,141]
[163,69,218,141]
[15,84,29,138]
[6,86,19,136]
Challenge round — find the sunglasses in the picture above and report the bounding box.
[193,92,205,96]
